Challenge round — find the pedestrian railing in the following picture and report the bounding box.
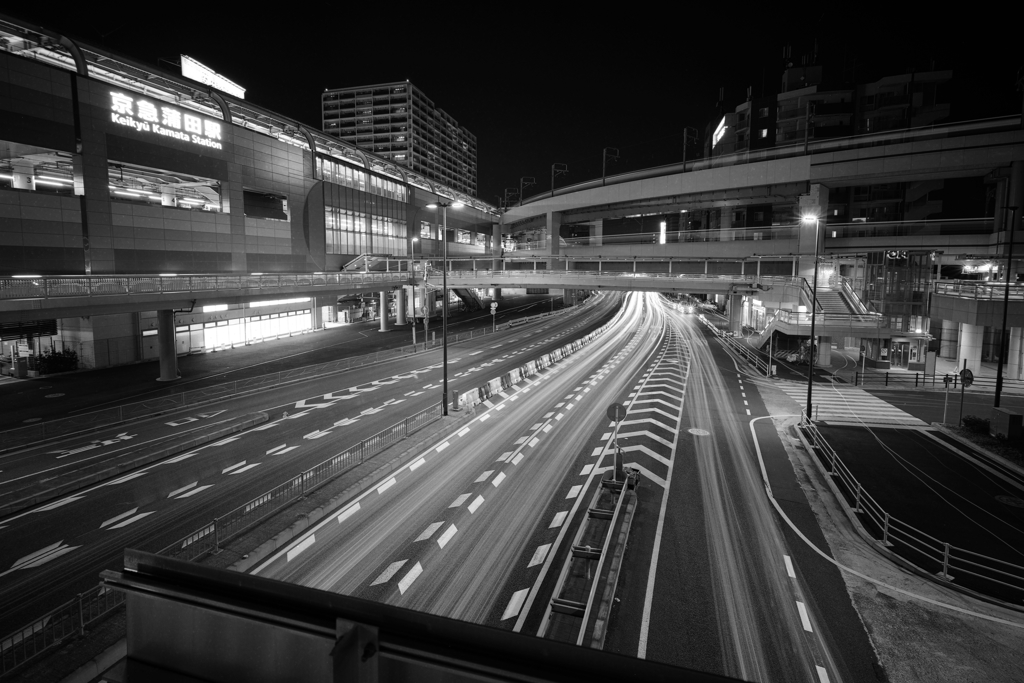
[800,418,1024,602]
[697,314,769,375]
[854,371,1024,393]
[0,586,124,678]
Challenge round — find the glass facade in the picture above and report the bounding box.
[318,156,409,257]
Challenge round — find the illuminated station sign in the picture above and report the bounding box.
[109,92,224,150]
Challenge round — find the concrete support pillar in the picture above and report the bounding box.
[156,309,179,382]
[378,291,390,332]
[816,336,832,366]
[958,322,983,374]
[1007,326,1023,380]
[590,220,603,247]
[728,294,743,334]
[492,224,502,270]
[311,297,324,330]
[939,319,958,358]
[797,184,830,283]
[546,211,561,270]
[719,207,733,241]
[396,288,407,325]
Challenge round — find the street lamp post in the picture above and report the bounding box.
[995,205,1019,408]
[427,198,463,416]
[410,237,419,346]
[802,214,822,420]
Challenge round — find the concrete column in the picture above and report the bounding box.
[719,207,733,241]
[816,336,832,366]
[728,294,743,334]
[1007,326,1023,380]
[379,291,390,332]
[311,297,324,330]
[939,319,958,358]
[492,224,502,270]
[396,288,407,325]
[590,220,603,247]
[958,322,983,374]
[546,211,561,270]
[156,309,179,382]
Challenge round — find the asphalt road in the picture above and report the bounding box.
[0,293,620,637]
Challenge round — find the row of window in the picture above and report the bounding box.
[316,156,408,202]
[325,206,408,256]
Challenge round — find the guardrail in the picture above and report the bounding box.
[800,418,1024,602]
[159,402,444,563]
[826,218,993,240]
[934,281,1024,301]
[854,371,1024,393]
[0,585,124,678]
[697,314,769,375]
[0,271,410,301]
[0,296,600,451]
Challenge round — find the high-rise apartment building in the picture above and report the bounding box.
[322,81,478,197]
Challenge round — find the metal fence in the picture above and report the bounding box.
[0,585,124,678]
[801,419,1024,603]
[853,371,1024,393]
[159,402,444,563]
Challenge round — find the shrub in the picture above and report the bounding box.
[961,415,990,434]
[37,348,79,374]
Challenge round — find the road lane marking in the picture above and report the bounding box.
[816,665,830,683]
[398,562,423,594]
[377,477,397,494]
[101,507,139,528]
[32,496,85,512]
[528,437,539,447]
[492,472,506,487]
[372,559,408,586]
[449,494,470,508]
[286,535,316,562]
[528,544,551,568]
[416,522,444,541]
[457,427,470,437]
[784,555,796,578]
[531,423,542,430]
[437,524,458,548]
[100,472,147,486]
[502,588,530,620]
[497,452,512,462]
[222,461,247,474]
[475,471,493,483]
[468,495,484,513]
[479,414,490,422]
[409,458,426,471]
[167,482,197,498]
[580,464,594,476]
[511,454,524,466]
[796,601,813,632]
[436,441,450,452]
[2,542,80,576]
[514,437,528,445]
[337,503,360,523]
[266,444,287,455]
[556,413,563,420]
[229,463,261,475]
[544,412,554,418]
[549,511,567,528]
[163,451,198,464]
[543,425,552,433]
[106,511,155,529]
[591,447,603,456]
[567,485,582,499]
[176,485,214,499]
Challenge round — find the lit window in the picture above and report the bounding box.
[760,129,768,138]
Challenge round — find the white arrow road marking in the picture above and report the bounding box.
[303,430,332,440]
[165,417,198,427]
[266,444,288,455]
[272,446,299,456]
[162,451,198,464]
[416,522,444,542]
[167,482,197,498]
[229,463,261,475]
[372,559,407,586]
[32,496,85,512]
[502,588,530,620]
[294,399,335,409]
[397,562,423,594]
[222,461,247,474]
[437,524,457,548]
[2,541,80,576]
[176,485,214,499]
[197,410,226,418]
[333,417,360,427]
[101,507,139,528]
[105,511,155,530]
[209,436,240,446]
[360,407,384,415]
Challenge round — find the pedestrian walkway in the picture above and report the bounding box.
[775,379,928,427]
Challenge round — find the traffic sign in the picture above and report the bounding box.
[606,402,626,422]
[490,302,497,311]
[960,368,974,388]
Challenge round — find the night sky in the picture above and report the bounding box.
[10,8,1021,206]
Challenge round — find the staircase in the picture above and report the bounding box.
[452,287,484,311]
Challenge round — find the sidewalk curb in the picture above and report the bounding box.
[0,412,268,518]
[929,422,1024,478]
[791,422,1024,613]
[227,407,479,574]
[59,637,126,683]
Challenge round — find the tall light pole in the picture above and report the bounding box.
[427,198,463,416]
[802,213,822,420]
[411,237,419,346]
[995,205,1019,408]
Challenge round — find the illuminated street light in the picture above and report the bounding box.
[426,198,463,415]
[802,213,821,420]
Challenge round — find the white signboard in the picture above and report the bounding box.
[181,55,246,99]
[109,92,224,150]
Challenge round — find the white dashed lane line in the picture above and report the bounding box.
[371,559,407,586]
[449,494,470,508]
[416,522,444,541]
[437,524,457,548]
[549,511,567,528]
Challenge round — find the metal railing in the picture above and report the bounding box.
[160,402,443,564]
[801,419,1024,601]
[854,371,1024,393]
[697,314,769,375]
[0,271,410,301]
[0,585,124,678]
[774,309,891,328]
[825,218,993,240]
[934,280,1024,301]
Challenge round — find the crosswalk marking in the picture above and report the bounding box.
[774,381,927,426]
